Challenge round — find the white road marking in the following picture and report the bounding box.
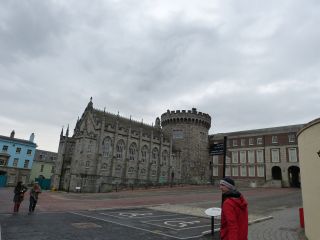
[143,217,210,231]
[100,211,179,219]
[164,220,201,228]
[70,211,205,240]
[119,212,153,217]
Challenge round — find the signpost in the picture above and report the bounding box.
[209,136,228,178]
[209,143,224,156]
[205,207,222,237]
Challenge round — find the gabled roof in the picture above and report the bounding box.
[75,99,163,138]
[92,108,162,135]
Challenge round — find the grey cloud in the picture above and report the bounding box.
[1,0,320,151]
[0,1,70,64]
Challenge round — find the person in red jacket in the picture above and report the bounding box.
[219,177,248,240]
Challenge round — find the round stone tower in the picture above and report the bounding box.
[161,108,211,183]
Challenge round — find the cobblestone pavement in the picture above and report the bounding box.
[248,207,307,240]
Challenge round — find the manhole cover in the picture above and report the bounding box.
[71,222,102,229]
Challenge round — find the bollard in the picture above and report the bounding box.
[299,208,304,228]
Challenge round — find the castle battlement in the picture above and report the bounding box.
[163,108,211,118]
[161,108,211,129]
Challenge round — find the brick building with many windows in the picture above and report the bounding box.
[209,124,304,187]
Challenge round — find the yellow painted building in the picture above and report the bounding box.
[297,118,320,240]
[30,149,57,183]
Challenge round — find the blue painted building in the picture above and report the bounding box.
[0,130,37,187]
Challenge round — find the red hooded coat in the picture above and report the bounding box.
[220,193,248,240]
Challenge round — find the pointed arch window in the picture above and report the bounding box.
[102,137,112,157]
[116,140,125,160]
[162,150,168,166]
[129,143,137,161]
[141,145,148,163]
[87,144,91,153]
[152,148,159,165]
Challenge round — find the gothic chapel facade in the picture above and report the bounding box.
[52,99,211,192]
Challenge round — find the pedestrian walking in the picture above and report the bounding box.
[29,182,41,213]
[13,181,28,213]
[219,177,248,240]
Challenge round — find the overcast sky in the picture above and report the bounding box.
[1,0,320,152]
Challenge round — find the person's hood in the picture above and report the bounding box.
[230,195,248,209]
[223,189,241,198]
[223,190,248,209]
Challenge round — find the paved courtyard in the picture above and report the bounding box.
[0,208,219,240]
[0,185,304,240]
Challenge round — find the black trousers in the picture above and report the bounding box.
[29,197,37,212]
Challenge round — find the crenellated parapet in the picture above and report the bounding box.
[161,108,211,129]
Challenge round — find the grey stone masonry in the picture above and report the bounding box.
[161,108,211,184]
[52,99,179,192]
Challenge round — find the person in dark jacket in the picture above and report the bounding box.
[220,177,248,240]
[29,182,42,213]
[13,181,28,213]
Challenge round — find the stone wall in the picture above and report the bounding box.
[161,108,211,184]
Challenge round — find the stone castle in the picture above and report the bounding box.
[52,98,211,192]
[52,98,302,192]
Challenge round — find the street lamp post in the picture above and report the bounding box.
[222,136,227,178]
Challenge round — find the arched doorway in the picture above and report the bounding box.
[288,166,300,188]
[272,166,282,180]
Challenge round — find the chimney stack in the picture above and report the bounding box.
[29,133,35,142]
[10,130,15,138]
